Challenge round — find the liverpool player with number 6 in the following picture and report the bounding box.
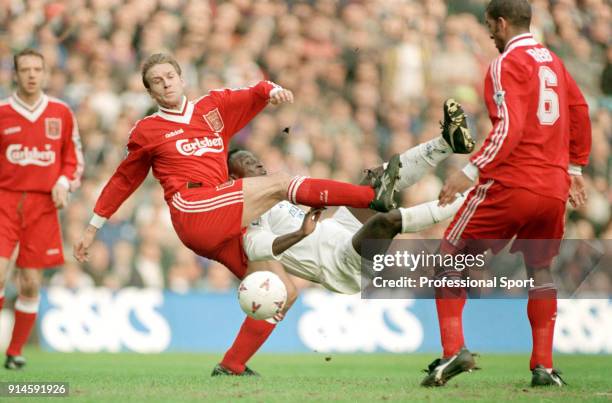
[0,49,83,370]
[423,0,592,387]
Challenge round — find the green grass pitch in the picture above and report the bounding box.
[3,349,611,402]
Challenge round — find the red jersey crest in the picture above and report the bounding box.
[203,108,224,132]
[45,118,62,140]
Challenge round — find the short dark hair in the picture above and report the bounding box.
[14,48,45,70]
[486,0,532,29]
[141,53,182,89]
[227,148,244,165]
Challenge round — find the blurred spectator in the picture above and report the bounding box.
[50,261,94,290]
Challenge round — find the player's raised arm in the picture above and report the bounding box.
[209,80,293,138]
[74,134,151,263]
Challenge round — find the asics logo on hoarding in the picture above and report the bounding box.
[6,144,56,166]
[176,135,224,156]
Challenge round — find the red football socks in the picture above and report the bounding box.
[221,317,276,374]
[435,287,467,358]
[527,285,557,370]
[287,176,374,208]
[7,297,39,357]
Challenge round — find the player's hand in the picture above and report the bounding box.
[300,207,324,236]
[439,170,475,207]
[269,88,294,105]
[569,175,587,208]
[52,181,69,209]
[73,225,98,263]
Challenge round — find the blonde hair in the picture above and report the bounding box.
[141,53,182,89]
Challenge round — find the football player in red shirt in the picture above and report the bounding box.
[0,49,83,369]
[73,53,401,373]
[422,0,592,387]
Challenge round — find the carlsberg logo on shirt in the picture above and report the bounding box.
[176,135,224,156]
[6,144,56,166]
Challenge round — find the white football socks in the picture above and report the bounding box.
[394,137,452,190]
[399,196,466,233]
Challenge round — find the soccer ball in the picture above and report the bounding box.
[238,271,287,320]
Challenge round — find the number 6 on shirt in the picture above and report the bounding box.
[537,66,560,126]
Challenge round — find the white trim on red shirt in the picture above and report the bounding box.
[9,92,49,122]
[156,96,194,124]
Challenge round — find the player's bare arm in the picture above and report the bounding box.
[73,224,98,263]
[271,207,324,256]
[439,170,474,207]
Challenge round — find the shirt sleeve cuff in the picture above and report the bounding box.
[269,86,283,98]
[462,163,479,181]
[55,175,70,190]
[568,164,583,176]
[89,213,107,229]
[244,230,282,261]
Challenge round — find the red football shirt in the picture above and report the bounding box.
[94,80,280,218]
[469,33,591,201]
[0,93,84,192]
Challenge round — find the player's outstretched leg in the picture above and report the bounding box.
[351,196,465,257]
[440,98,474,154]
[241,155,401,227]
[368,154,401,212]
[348,100,472,223]
[213,263,298,377]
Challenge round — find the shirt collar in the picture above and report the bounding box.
[158,96,187,116]
[505,32,534,51]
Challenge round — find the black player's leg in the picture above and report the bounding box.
[351,210,402,258]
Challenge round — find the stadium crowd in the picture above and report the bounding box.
[0,0,609,293]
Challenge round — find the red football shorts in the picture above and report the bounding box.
[169,179,248,279]
[442,180,565,268]
[0,189,64,268]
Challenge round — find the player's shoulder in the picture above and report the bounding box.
[127,113,161,140]
[493,39,543,81]
[0,96,10,110]
[47,96,75,114]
